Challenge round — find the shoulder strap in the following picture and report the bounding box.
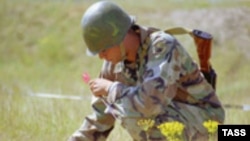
[164,27,193,35]
[164,27,217,89]
[164,27,212,72]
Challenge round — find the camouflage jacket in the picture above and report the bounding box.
[69,26,225,141]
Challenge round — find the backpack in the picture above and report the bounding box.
[164,27,217,90]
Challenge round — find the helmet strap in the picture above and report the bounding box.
[113,43,126,73]
[120,43,126,61]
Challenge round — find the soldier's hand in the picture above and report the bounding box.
[89,78,113,97]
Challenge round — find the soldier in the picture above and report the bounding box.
[68,1,225,141]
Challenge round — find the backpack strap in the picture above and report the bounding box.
[164,27,192,35]
[164,27,217,89]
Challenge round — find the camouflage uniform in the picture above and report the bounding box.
[68,26,225,141]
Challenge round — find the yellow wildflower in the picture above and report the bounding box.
[157,121,185,141]
[137,119,155,131]
[203,120,219,141]
[203,120,219,134]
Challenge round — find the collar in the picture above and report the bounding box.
[138,26,149,44]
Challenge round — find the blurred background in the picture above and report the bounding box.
[1,0,250,140]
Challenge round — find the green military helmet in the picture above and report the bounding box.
[81,1,134,55]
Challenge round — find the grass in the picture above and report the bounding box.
[0,0,250,140]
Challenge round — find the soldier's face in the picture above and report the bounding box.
[98,44,123,64]
[98,30,139,65]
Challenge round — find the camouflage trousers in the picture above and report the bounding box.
[68,101,223,141]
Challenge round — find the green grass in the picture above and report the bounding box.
[1,0,250,140]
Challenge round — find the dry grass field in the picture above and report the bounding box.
[1,0,250,140]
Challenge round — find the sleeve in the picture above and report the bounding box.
[68,61,116,141]
[106,31,183,117]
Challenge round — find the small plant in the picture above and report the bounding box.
[203,120,219,141]
[157,121,185,141]
[137,118,155,131]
